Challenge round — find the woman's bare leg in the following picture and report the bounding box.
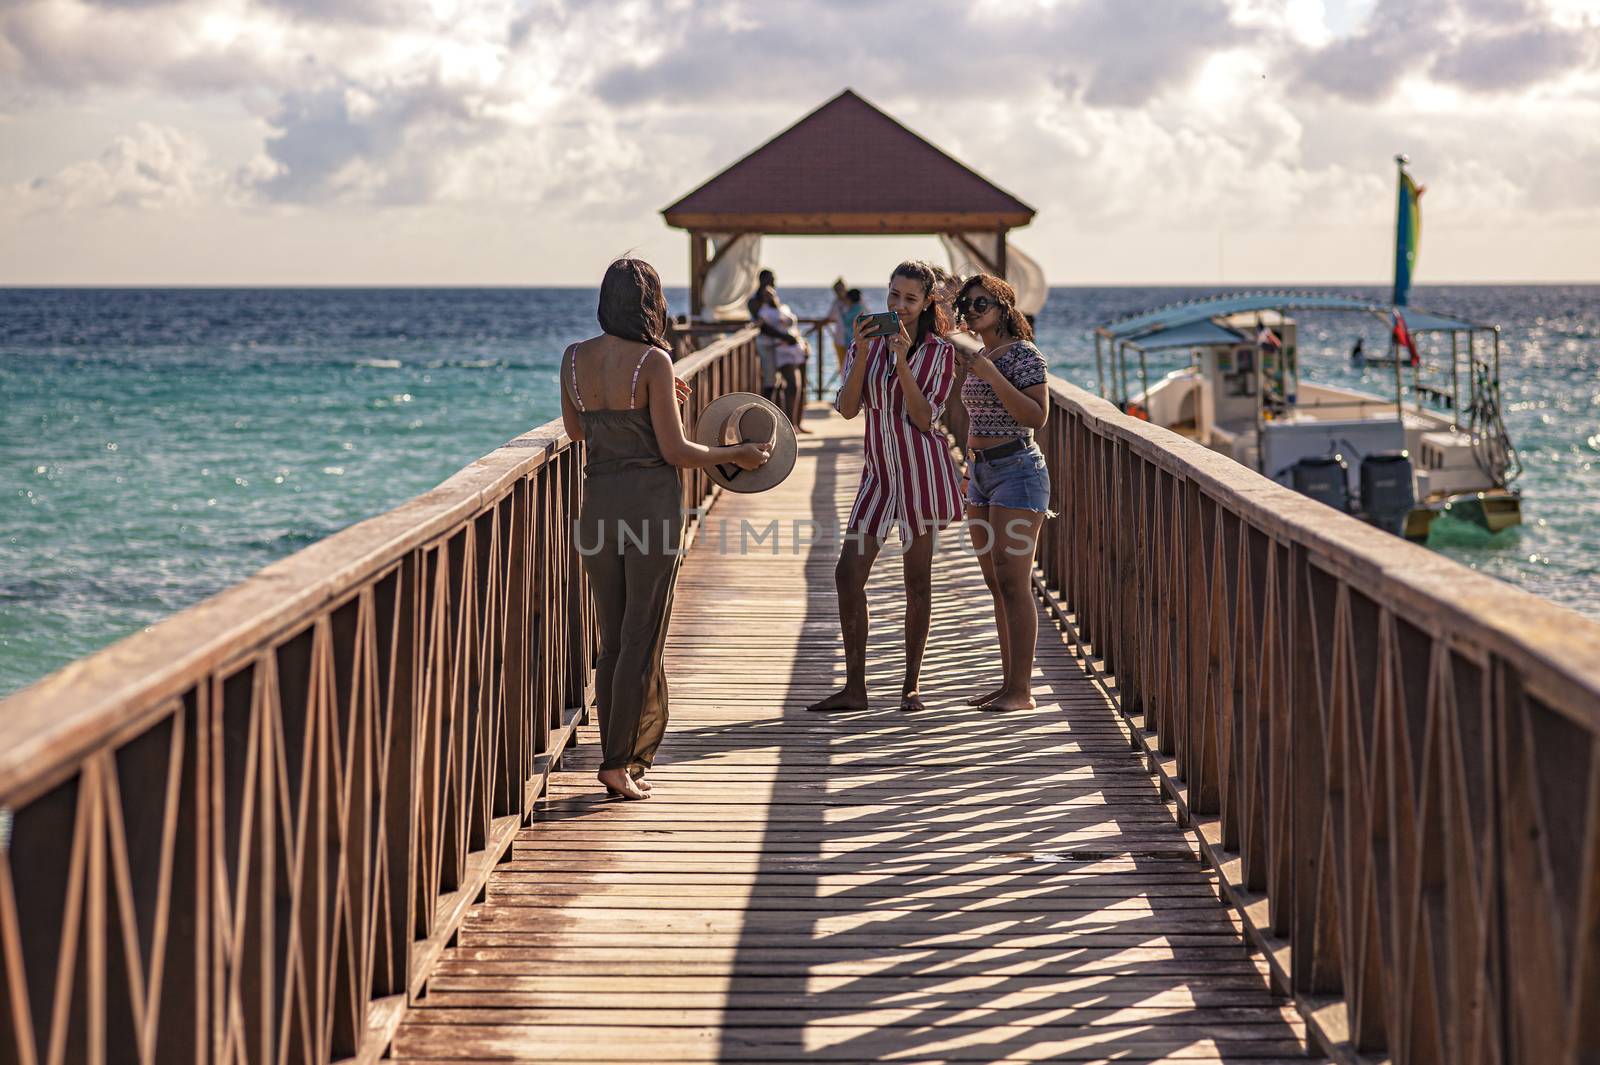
[986,507,1046,711]
[965,505,1011,706]
[899,531,937,711]
[785,365,810,432]
[808,533,881,710]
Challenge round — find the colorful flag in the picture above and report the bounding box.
[1392,309,1420,366]
[1392,164,1424,307]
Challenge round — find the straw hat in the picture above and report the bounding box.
[693,391,797,494]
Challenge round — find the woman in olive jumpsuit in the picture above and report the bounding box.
[558,259,771,800]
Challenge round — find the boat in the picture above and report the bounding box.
[1093,292,1523,540]
[1092,158,1521,542]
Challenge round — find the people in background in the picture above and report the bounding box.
[754,285,812,434]
[837,288,866,374]
[824,278,851,372]
[748,268,788,404]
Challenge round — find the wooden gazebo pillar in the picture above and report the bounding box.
[688,231,708,319]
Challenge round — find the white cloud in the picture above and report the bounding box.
[7,121,221,213]
[1,0,1597,281]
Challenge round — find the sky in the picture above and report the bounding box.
[2,0,1598,287]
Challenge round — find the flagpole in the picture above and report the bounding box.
[1393,154,1412,309]
[1391,154,1409,416]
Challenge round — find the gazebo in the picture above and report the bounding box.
[662,89,1037,319]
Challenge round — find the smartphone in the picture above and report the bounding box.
[858,311,901,338]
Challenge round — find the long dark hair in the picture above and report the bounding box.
[890,259,952,350]
[958,273,1033,342]
[598,258,671,351]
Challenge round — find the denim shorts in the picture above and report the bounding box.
[967,441,1052,513]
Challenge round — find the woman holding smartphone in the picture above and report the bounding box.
[953,274,1050,712]
[808,260,962,713]
[560,259,772,799]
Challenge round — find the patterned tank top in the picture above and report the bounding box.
[961,340,1048,437]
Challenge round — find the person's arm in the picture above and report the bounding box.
[889,324,935,433]
[913,340,959,438]
[559,344,584,443]
[945,359,971,448]
[752,300,789,340]
[762,306,803,347]
[969,345,1049,431]
[640,350,770,470]
[834,318,876,419]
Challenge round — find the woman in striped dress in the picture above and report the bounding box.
[808,260,963,713]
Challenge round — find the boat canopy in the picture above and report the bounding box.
[1122,319,1247,350]
[1097,290,1490,345]
[1395,308,1482,332]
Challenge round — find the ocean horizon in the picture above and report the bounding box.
[4,283,1598,697]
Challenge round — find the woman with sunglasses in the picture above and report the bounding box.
[808,260,963,714]
[953,275,1050,712]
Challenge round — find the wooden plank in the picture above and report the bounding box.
[400,1004,1304,1028]
[419,973,1281,996]
[393,1025,1313,1060]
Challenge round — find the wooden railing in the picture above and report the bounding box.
[1035,378,1600,1065]
[0,330,759,1065]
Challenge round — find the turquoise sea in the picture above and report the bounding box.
[3,285,1598,696]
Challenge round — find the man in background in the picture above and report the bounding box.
[748,269,788,403]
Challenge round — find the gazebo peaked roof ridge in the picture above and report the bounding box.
[661,89,1035,235]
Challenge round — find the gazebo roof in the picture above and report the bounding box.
[661,90,1035,235]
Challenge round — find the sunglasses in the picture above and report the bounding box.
[954,294,999,317]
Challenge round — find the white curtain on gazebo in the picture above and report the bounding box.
[940,234,1048,316]
[700,233,763,321]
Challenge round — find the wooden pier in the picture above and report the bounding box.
[388,409,1313,1063]
[2,330,1597,1065]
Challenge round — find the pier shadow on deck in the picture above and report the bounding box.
[389,407,1323,1063]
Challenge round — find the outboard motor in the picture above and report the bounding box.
[1290,454,1349,512]
[1360,451,1415,535]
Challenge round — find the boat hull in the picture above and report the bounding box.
[1440,489,1523,534]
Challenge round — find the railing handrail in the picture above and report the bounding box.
[0,327,759,801]
[1046,376,1600,717]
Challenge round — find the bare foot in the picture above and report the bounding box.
[630,774,653,793]
[900,687,926,712]
[598,768,649,799]
[807,687,869,712]
[985,690,1037,712]
[966,686,1007,707]
[797,425,815,434]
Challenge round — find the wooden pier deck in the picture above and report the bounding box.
[388,407,1318,1064]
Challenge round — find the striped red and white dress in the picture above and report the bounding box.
[834,334,964,540]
